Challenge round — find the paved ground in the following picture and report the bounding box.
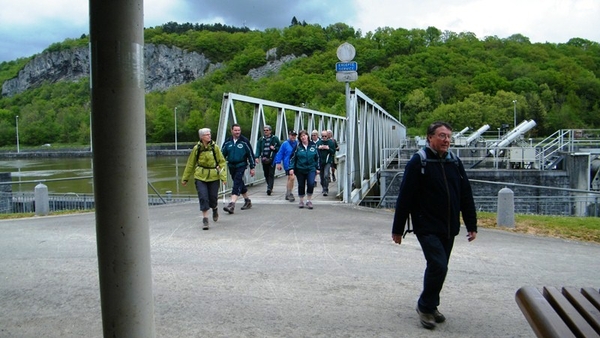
[1,176,599,337]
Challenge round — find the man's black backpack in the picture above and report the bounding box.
[415,148,459,174]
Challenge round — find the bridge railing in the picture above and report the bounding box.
[216,91,405,203]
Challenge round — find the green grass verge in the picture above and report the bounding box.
[478,212,600,244]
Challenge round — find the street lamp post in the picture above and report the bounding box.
[15,115,19,153]
[174,107,178,150]
[398,101,402,123]
[512,99,517,128]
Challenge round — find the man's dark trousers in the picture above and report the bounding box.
[416,233,455,313]
[262,162,276,192]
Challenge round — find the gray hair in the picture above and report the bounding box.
[198,128,211,138]
[264,125,272,131]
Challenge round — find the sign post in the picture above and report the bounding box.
[336,42,357,204]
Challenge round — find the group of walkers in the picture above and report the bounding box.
[183,121,479,332]
[181,124,338,230]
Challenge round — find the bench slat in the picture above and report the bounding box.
[562,287,600,335]
[581,288,600,310]
[544,287,599,338]
[516,286,575,338]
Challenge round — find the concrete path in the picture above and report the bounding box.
[1,175,599,337]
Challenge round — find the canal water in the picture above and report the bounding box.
[0,156,192,196]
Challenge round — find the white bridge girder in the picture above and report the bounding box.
[217,91,405,204]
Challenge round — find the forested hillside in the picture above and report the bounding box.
[0,21,598,147]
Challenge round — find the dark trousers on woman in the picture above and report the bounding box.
[295,171,316,197]
[194,179,220,211]
[416,233,455,313]
[261,162,276,192]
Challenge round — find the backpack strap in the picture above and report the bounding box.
[417,148,459,174]
[403,215,413,238]
[417,148,427,174]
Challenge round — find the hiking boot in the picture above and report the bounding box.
[323,191,328,197]
[298,201,304,209]
[266,189,272,196]
[241,199,252,210]
[202,217,209,230]
[288,193,295,202]
[306,201,313,209]
[223,202,235,214]
[432,309,445,323]
[416,306,436,330]
[212,208,219,222]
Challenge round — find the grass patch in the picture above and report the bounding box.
[478,212,600,244]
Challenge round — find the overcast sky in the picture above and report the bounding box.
[1,0,599,62]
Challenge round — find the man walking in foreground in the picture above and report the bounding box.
[221,123,255,214]
[392,121,477,330]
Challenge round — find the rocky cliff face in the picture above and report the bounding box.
[2,45,296,97]
[2,47,90,97]
[2,44,221,97]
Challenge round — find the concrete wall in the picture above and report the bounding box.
[379,168,573,214]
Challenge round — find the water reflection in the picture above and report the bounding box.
[0,156,191,195]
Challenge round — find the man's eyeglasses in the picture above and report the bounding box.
[434,133,452,140]
[321,135,328,138]
[263,129,270,132]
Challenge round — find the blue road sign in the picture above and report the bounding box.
[336,61,358,72]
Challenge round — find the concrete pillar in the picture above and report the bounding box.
[89,0,156,337]
[34,182,49,216]
[567,153,590,216]
[497,187,515,228]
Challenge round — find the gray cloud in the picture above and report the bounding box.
[180,0,357,30]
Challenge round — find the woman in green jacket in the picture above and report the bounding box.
[289,130,320,209]
[182,128,228,230]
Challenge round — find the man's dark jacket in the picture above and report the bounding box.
[392,146,477,237]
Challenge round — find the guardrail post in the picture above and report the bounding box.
[34,182,49,216]
[497,187,515,227]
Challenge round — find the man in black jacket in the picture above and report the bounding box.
[255,125,281,195]
[392,121,477,330]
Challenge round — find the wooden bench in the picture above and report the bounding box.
[515,286,600,338]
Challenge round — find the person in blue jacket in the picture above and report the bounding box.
[221,123,255,214]
[392,121,477,330]
[274,130,298,202]
[289,130,320,209]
